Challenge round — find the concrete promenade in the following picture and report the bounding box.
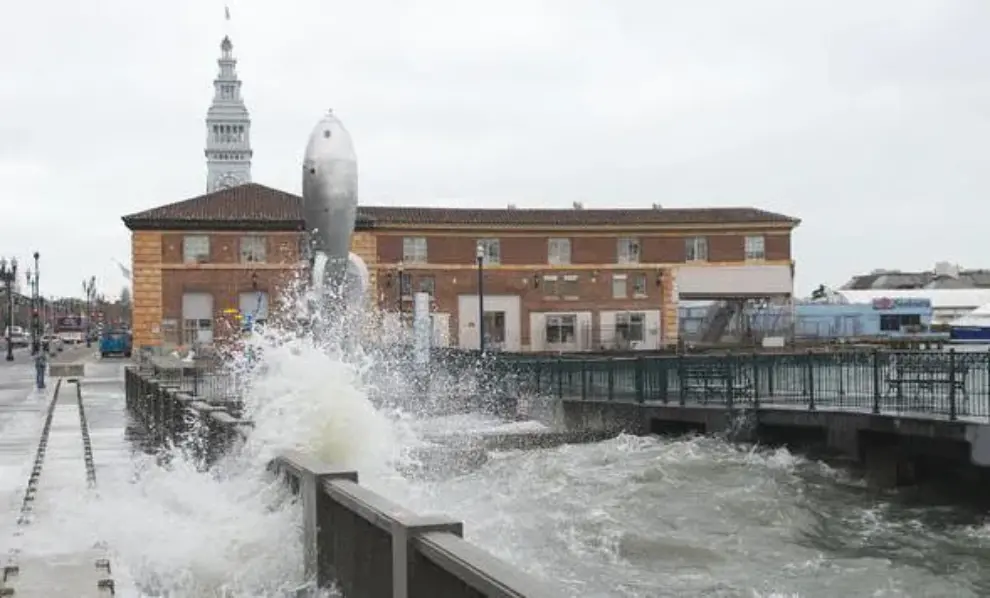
[0,349,127,596]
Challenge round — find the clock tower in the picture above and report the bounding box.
[205,35,253,192]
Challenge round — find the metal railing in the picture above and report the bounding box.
[463,348,990,421]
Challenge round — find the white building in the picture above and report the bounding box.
[837,289,990,327]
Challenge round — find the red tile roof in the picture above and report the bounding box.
[122,183,800,230]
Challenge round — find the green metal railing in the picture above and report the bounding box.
[475,349,990,422]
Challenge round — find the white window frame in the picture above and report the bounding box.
[685,236,708,262]
[403,237,428,264]
[548,238,571,265]
[239,235,266,263]
[477,239,501,265]
[617,237,641,264]
[612,274,628,299]
[744,235,766,261]
[545,314,577,345]
[183,235,210,263]
[616,312,646,342]
[632,273,648,296]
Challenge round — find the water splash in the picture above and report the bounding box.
[52,279,456,596]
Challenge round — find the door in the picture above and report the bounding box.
[182,292,214,345]
[239,291,270,328]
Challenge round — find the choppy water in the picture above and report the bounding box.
[4,312,990,597]
[388,428,990,597]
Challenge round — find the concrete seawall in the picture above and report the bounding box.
[124,366,566,596]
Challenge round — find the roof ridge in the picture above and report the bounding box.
[121,182,800,230]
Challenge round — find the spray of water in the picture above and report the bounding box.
[53,272,477,596]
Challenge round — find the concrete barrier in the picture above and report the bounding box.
[270,451,566,598]
[49,363,85,378]
[124,367,567,596]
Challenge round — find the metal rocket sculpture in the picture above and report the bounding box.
[302,110,370,307]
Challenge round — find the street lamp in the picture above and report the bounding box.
[0,257,17,361]
[83,276,96,348]
[397,261,405,324]
[32,252,39,351]
[476,243,485,353]
[25,268,35,354]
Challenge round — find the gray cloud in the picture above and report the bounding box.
[1,0,988,297]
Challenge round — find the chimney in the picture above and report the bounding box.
[652,203,662,210]
[572,201,584,210]
[507,203,517,210]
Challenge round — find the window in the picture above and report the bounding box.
[418,276,435,296]
[617,238,641,264]
[182,318,214,345]
[616,312,646,342]
[239,291,269,328]
[181,292,213,345]
[399,272,412,297]
[183,235,210,263]
[632,273,647,296]
[685,237,708,262]
[880,314,922,332]
[240,235,266,263]
[548,238,571,265]
[612,274,627,299]
[561,274,579,297]
[744,235,765,261]
[483,311,506,344]
[545,314,577,344]
[477,239,500,265]
[403,237,428,264]
[542,275,559,297]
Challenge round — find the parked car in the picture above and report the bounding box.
[42,335,63,353]
[4,326,29,348]
[99,329,132,358]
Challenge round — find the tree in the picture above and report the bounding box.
[119,286,131,305]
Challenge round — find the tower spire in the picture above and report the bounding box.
[204,17,252,193]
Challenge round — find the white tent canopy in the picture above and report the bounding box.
[950,302,990,328]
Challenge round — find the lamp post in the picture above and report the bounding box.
[25,268,36,354]
[83,276,96,348]
[476,243,485,353]
[397,261,405,324]
[33,252,39,351]
[0,258,17,361]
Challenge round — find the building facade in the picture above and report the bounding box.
[122,184,800,352]
[205,36,253,193]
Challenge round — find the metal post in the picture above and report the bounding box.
[1,258,17,362]
[33,252,39,353]
[476,243,485,353]
[83,276,95,348]
[397,262,404,327]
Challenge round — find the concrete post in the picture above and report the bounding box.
[392,515,463,598]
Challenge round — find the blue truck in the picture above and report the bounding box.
[99,329,132,358]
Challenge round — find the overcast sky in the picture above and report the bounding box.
[2,0,988,299]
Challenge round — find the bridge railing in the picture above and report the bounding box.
[453,348,990,421]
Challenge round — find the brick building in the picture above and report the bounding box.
[122,183,800,352]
